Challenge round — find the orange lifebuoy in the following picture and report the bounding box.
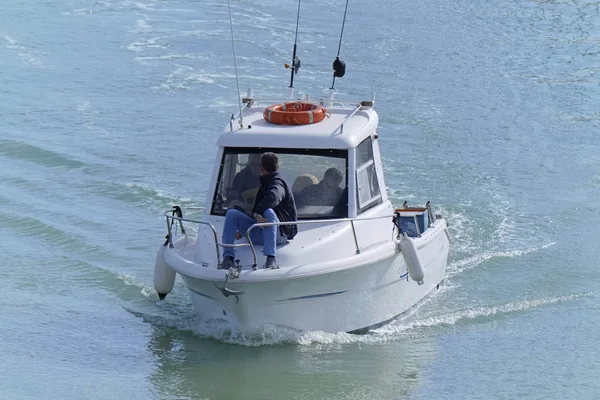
[263,102,327,125]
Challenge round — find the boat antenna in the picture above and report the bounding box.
[286,0,302,98]
[331,0,349,90]
[227,0,244,128]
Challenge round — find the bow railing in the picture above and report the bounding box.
[164,208,393,270]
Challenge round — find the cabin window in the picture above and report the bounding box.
[211,147,348,219]
[356,137,381,212]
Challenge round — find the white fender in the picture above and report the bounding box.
[154,245,176,300]
[399,234,425,285]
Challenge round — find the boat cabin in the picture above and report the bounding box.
[205,100,390,222]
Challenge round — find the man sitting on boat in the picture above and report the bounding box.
[220,152,298,270]
[296,167,343,208]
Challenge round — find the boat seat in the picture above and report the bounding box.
[292,174,318,196]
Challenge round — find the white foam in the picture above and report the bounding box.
[565,112,600,122]
[64,8,98,15]
[134,2,192,12]
[135,54,196,61]
[118,273,147,288]
[120,182,204,212]
[135,2,154,11]
[378,293,590,335]
[127,37,167,53]
[447,242,555,278]
[135,18,152,33]
[153,68,231,90]
[18,53,43,67]
[76,100,92,113]
[205,98,239,109]
[4,36,44,67]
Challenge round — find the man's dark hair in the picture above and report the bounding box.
[260,152,279,173]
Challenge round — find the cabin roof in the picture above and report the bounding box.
[217,102,379,150]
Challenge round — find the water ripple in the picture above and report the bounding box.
[0,139,87,169]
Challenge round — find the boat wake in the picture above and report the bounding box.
[121,272,589,347]
[0,138,88,170]
[199,292,590,347]
[446,241,556,278]
[376,292,591,336]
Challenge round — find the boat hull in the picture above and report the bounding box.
[170,226,449,333]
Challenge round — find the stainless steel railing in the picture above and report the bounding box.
[163,208,393,269]
[163,207,252,268]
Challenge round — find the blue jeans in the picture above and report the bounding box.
[222,208,282,258]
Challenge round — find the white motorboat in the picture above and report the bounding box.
[153,92,450,333]
[152,1,450,334]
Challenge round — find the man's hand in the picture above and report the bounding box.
[256,215,269,224]
[253,212,269,224]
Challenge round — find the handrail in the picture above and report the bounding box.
[164,214,221,265]
[241,97,374,106]
[235,97,371,136]
[163,210,258,268]
[245,214,393,265]
[164,210,393,269]
[333,103,362,135]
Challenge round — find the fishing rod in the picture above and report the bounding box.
[331,0,350,90]
[227,0,244,128]
[286,0,302,98]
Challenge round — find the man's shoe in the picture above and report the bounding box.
[264,256,279,269]
[219,256,235,270]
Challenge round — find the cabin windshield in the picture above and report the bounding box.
[211,147,348,219]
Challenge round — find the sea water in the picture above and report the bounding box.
[1,0,600,399]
